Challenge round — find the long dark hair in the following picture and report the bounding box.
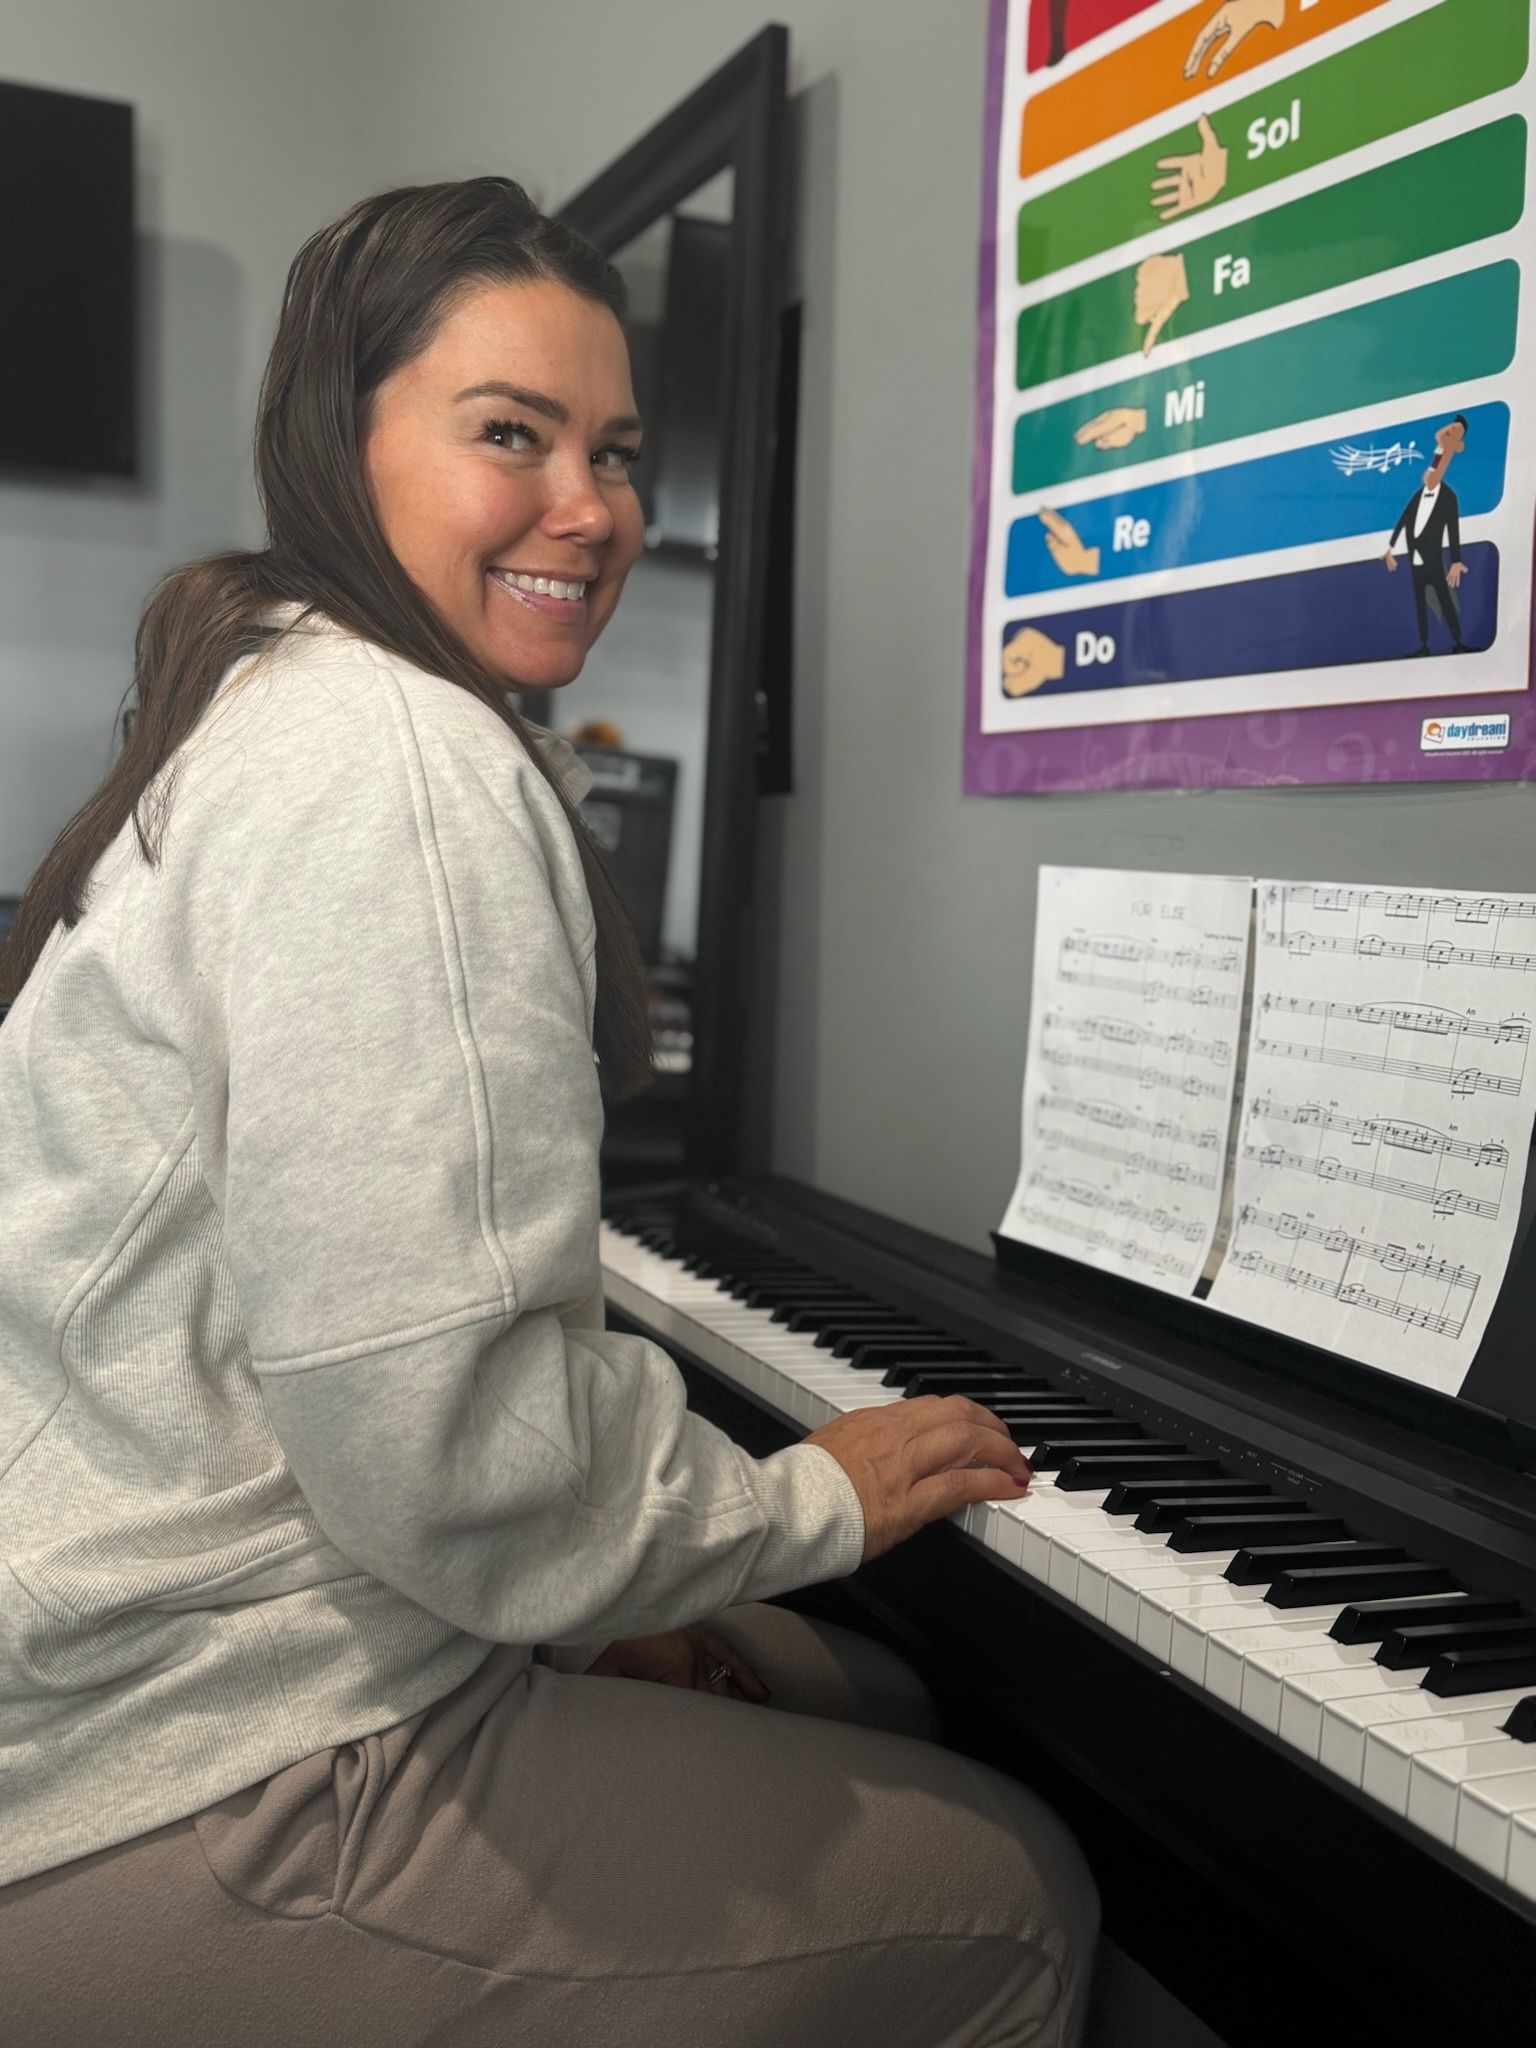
[0,176,654,1101]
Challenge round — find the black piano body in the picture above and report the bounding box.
[601,1172,1536,2048]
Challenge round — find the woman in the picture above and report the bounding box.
[0,177,1097,2045]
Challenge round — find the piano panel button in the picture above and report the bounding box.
[1362,1702,1530,1819]
[1135,1493,1300,1534]
[1505,1697,1536,1741]
[1266,1562,1457,1609]
[1225,1541,1403,1586]
[1316,1684,1534,1788]
[1169,1514,1348,1555]
[1329,1594,1518,1645]
[1057,1454,1223,1490]
[1423,1646,1536,1698]
[1277,1665,1428,1757]
[1106,1477,1274,1516]
[1377,1619,1536,1671]
[1168,1599,1337,1684]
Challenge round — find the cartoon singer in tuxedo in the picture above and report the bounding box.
[1383,413,1469,655]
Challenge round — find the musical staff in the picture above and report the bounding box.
[1242,1096,1508,1222]
[1002,867,1251,1300]
[1226,1204,1479,1343]
[1211,876,1536,1397]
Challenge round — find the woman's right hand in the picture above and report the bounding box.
[805,1396,1032,1563]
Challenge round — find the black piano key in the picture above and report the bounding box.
[983,1403,1117,1422]
[1330,1594,1520,1645]
[1503,1697,1536,1741]
[744,1283,862,1309]
[817,1319,937,1349]
[1014,1425,1157,1463]
[773,1296,882,1326]
[1106,1477,1275,1517]
[1424,1646,1536,1698]
[1224,1541,1403,1586]
[898,1368,1046,1396]
[1267,1562,1456,1610]
[838,1334,964,1363]
[1169,1514,1350,1556]
[847,1339,981,1369]
[1034,1436,1189,1472]
[1056,1454,1222,1491]
[1377,1618,1536,1671]
[1134,1494,1304,1535]
[790,1307,906,1334]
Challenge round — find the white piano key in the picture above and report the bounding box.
[1204,1620,1340,1710]
[1277,1665,1427,1759]
[1408,1739,1536,1848]
[1138,1579,1268,1667]
[1168,1601,1337,1684]
[1317,1686,1532,1789]
[1239,1641,1379,1736]
[1100,1559,1228,1638]
[1508,1808,1536,1903]
[1362,1704,1525,1819]
[1455,1766,1536,1880]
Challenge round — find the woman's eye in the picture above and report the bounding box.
[481,416,536,450]
[596,444,642,473]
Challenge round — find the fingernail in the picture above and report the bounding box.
[1013,1473,1031,1490]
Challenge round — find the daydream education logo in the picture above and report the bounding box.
[1420,714,1511,753]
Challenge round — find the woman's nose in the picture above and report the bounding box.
[542,459,615,544]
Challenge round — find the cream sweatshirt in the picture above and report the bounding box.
[0,608,864,1887]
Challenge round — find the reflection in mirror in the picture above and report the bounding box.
[552,169,734,1183]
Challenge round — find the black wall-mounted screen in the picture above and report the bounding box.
[0,80,135,476]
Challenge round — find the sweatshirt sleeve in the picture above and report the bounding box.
[199,662,865,1647]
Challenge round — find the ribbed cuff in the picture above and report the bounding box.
[737,1441,866,1603]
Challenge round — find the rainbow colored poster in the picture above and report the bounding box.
[966,0,1536,793]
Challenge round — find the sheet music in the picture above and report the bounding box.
[998,867,1250,1296]
[1206,881,1536,1394]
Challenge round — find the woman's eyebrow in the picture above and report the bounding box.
[452,379,642,436]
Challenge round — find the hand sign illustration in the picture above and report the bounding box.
[1133,253,1189,355]
[1151,115,1228,222]
[1001,627,1067,697]
[1184,0,1286,80]
[1073,407,1148,452]
[1039,508,1100,579]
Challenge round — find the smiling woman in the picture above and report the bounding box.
[0,168,1095,2048]
[362,283,648,689]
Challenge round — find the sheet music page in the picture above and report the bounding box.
[1206,880,1536,1394]
[998,867,1251,1296]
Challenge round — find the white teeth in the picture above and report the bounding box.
[493,570,586,602]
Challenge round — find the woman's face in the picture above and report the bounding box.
[362,276,645,691]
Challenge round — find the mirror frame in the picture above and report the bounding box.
[556,24,789,1182]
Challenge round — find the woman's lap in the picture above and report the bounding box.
[1,1604,1098,2048]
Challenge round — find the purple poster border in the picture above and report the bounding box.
[962,0,1536,797]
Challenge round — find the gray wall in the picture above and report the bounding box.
[353,0,1536,1255]
[8,0,1530,1268]
[0,0,368,892]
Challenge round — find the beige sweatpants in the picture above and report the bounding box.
[0,1602,1100,2047]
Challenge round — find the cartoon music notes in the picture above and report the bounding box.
[1207,880,1536,1393]
[999,867,1250,1294]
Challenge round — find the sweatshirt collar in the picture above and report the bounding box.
[258,601,593,804]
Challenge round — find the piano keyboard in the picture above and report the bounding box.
[599,1210,1536,1910]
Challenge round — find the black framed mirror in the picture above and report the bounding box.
[542,25,792,1189]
